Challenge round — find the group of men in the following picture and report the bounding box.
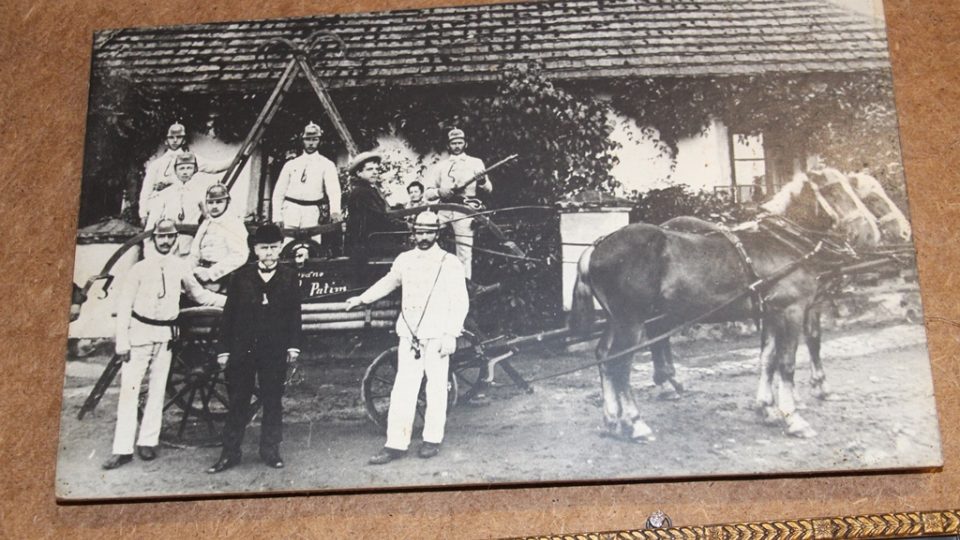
[102,121,488,472]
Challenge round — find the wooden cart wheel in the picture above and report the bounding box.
[361,346,458,432]
[450,330,489,403]
[159,308,258,446]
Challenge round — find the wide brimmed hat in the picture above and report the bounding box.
[251,223,284,244]
[347,151,383,175]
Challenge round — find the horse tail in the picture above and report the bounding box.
[568,246,597,336]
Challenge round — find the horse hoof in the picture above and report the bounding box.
[755,405,780,426]
[669,378,685,394]
[656,385,682,401]
[786,414,817,438]
[628,421,655,442]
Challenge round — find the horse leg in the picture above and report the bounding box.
[648,320,683,397]
[596,327,622,433]
[804,305,830,400]
[779,306,818,438]
[754,319,781,425]
[608,322,655,441]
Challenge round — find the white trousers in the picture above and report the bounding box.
[280,202,324,243]
[112,342,172,455]
[441,210,473,281]
[385,338,450,450]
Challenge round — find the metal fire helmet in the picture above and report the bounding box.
[205,183,231,202]
[153,218,179,236]
[302,122,322,138]
[174,152,198,168]
[167,123,186,137]
[413,211,442,231]
[447,128,465,142]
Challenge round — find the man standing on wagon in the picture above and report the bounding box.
[144,152,208,257]
[271,122,342,243]
[207,223,303,473]
[102,219,226,470]
[424,128,492,281]
[139,122,230,224]
[344,211,469,463]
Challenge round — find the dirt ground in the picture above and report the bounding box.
[55,320,941,500]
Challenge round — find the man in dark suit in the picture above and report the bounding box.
[345,151,405,281]
[207,224,303,473]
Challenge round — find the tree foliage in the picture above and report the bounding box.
[608,72,907,208]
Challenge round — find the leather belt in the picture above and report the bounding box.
[133,311,177,327]
[285,196,322,206]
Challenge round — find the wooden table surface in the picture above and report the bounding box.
[1,1,957,538]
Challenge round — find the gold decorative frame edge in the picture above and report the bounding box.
[515,509,960,540]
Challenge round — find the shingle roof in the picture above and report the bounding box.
[93,0,890,92]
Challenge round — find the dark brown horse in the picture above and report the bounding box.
[568,168,907,441]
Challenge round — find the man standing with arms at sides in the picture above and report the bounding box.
[424,128,492,281]
[271,122,342,244]
[102,219,226,470]
[189,183,249,293]
[139,122,230,224]
[344,211,469,463]
[207,224,303,473]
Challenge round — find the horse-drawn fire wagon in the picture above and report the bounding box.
[71,31,919,446]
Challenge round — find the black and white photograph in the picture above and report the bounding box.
[58,0,942,500]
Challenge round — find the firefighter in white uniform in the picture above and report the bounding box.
[424,128,491,281]
[271,122,342,243]
[139,122,230,223]
[102,219,226,470]
[144,152,207,257]
[189,183,249,292]
[345,211,469,463]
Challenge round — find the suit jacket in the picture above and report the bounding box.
[345,180,403,257]
[216,263,302,358]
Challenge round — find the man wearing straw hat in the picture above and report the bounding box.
[207,223,303,474]
[345,211,469,463]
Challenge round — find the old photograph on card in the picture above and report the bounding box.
[58,0,941,500]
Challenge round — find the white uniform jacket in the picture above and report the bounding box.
[140,149,228,220]
[115,255,225,352]
[189,214,250,282]
[144,179,209,230]
[426,153,492,201]
[357,244,469,340]
[271,152,342,221]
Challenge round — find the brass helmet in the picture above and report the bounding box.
[205,183,231,203]
[447,128,465,142]
[153,218,179,236]
[174,152,198,168]
[413,211,442,231]
[302,122,322,138]
[167,123,186,137]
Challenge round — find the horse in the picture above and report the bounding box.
[568,167,909,441]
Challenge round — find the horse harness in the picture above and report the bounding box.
[714,224,766,319]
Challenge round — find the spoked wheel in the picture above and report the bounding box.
[450,330,491,403]
[361,346,458,432]
[162,337,232,445]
